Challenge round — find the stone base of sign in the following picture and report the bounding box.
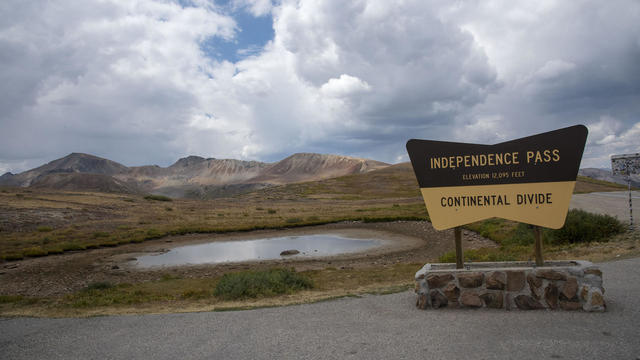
[415,260,605,312]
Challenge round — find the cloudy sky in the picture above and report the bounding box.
[1,0,639,173]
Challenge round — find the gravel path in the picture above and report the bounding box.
[571,190,639,230]
[2,257,639,360]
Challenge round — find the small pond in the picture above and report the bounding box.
[134,234,382,267]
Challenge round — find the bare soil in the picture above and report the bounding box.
[0,221,496,297]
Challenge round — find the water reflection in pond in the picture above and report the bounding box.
[134,234,382,267]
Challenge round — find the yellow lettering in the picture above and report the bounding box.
[504,152,512,165]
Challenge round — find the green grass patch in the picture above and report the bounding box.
[66,283,169,308]
[61,242,86,251]
[450,210,628,263]
[0,295,39,305]
[86,282,114,291]
[37,226,53,232]
[144,194,172,202]
[23,246,48,257]
[2,253,24,261]
[546,209,625,244]
[214,268,313,300]
[362,215,429,223]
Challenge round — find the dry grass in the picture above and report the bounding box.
[0,166,634,317]
[0,263,419,317]
[0,184,427,260]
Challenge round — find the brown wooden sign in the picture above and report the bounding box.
[406,125,588,230]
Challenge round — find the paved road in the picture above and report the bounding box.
[2,258,639,360]
[571,190,639,230]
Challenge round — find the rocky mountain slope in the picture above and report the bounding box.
[0,153,129,187]
[0,152,390,198]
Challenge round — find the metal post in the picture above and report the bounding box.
[533,225,544,267]
[454,227,463,269]
[629,177,634,230]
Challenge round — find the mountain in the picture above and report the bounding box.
[1,152,390,197]
[579,168,640,188]
[29,173,140,194]
[248,153,389,185]
[123,157,268,191]
[0,153,129,187]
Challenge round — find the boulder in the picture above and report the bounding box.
[280,249,300,256]
[506,271,525,291]
[458,272,484,288]
[460,291,483,308]
[486,271,506,290]
[426,273,454,288]
[514,295,545,310]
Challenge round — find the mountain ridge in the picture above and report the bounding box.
[0,152,390,198]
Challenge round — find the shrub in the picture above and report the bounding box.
[546,209,625,244]
[0,295,24,303]
[61,242,86,251]
[2,253,24,261]
[85,282,113,291]
[23,246,48,257]
[37,226,53,232]
[285,217,303,224]
[267,209,277,214]
[214,268,313,300]
[47,247,64,255]
[144,194,172,202]
[438,248,518,263]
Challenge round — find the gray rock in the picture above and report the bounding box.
[514,295,545,310]
[280,249,300,256]
[480,291,504,309]
[582,274,603,289]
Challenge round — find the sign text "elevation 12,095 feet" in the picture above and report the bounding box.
[406,125,588,230]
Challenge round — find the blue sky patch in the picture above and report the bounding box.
[200,5,274,63]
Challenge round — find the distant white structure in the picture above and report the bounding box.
[611,153,639,229]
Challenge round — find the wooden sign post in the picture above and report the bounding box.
[407,125,588,268]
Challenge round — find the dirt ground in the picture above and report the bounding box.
[0,221,495,297]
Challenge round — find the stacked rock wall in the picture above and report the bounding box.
[415,261,605,312]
